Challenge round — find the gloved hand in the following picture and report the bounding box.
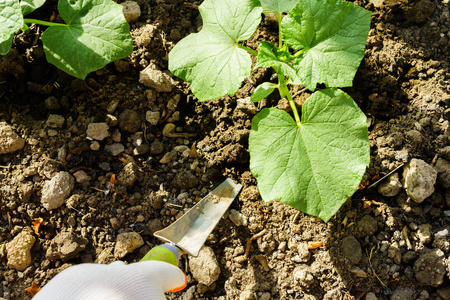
[33,260,187,300]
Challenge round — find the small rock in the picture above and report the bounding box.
[73,170,91,183]
[356,215,378,237]
[236,97,257,115]
[172,171,198,189]
[41,171,75,210]
[114,232,144,258]
[86,123,110,141]
[256,232,276,253]
[117,162,141,187]
[406,0,435,24]
[146,111,160,125]
[46,114,65,128]
[416,224,432,245]
[150,139,165,155]
[342,235,361,265]
[437,286,450,300]
[46,231,88,261]
[6,227,35,271]
[139,64,174,92]
[388,241,402,264]
[146,218,163,235]
[391,287,415,300]
[189,246,220,286]
[239,290,254,300]
[403,159,437,203]
[105,143,124,156]
[349,266,368,278]
[45,96,60,110]
[293,265,314,288]
[90,141,100,151]
[435,229,449,238]
[115,60,130,73]
[134,144,149,155]
[378,173,402,197]
[414,248,446,287]
[163,123,176,137]
[0,122,25,154]
[365,292,378,300]
[121,1,141,22]
[434,158,450,188]
[136,24,156,47]
[110,218,121,230]
[118,109,141,133]
[296,243,311,262]
[228,209,248,227]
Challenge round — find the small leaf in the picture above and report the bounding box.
[20,0,46,15]
[0,0,23,46]
[0,34,14,55]
[255,41,299,82]
[249,88,369,222]
[281,0,371,90]
[259,0,298,13]
[251,82,277,102]
[41,0,133,79]
[169,0,263,101]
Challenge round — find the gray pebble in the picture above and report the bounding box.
[403,159,437,203]
[86,123,110,141]
[118,109,141,133]
[414,248,446,287]
[341,235,361,265]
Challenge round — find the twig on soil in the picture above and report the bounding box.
[183,2,199,9]
[366,245,387,288]
[243,229,268,260]
[431,154,439,166]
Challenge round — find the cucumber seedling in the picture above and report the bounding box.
[0,0,133,79]
[169,0,371,222]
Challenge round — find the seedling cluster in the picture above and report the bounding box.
[0,0,132,79]
[169,0,372,221]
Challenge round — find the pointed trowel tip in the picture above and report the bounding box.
[154,178,242,256]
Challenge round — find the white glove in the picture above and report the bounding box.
[33,260,186,300]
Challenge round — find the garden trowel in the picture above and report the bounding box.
[141,178,242,264]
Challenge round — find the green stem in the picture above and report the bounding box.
[237,44,258,56]
[278,12,282,47]
[277,71,301,126]
[23,19,67,27]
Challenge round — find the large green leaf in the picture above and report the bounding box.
[20,0,46,15]
[0,0,23,54]
[169,0,262,101]
[0,34,14,55]
[281,0,371,91]
[259,0,298,13]
[41,0,133,79]
[249,88,369,221]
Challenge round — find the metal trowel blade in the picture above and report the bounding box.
[154,178,242,257]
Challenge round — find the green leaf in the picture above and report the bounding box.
[281,0,371,91]
[259,0,298,13]
[0,34,14,55]
[169,0,263,101]
[20,0,46,15]
[251,82,277,102]
[41,0,133,79]
[0,0,23,50]
[255,41,299,82]
[249,88,369,221]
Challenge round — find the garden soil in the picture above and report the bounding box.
[1,0,450,299]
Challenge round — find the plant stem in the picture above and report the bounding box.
[278,12,282,47]
[23,19,67,27]
[277,72,301,126]
[237,44,258,56]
